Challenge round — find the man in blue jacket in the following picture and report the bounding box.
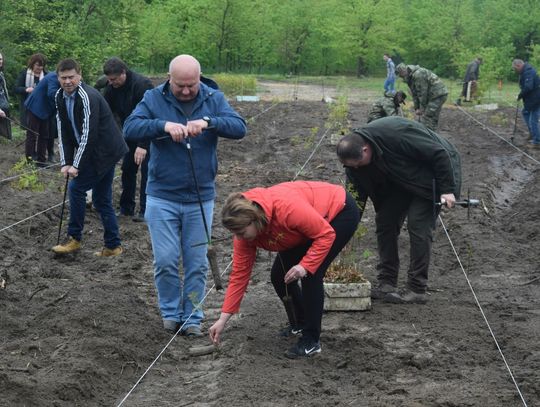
[52,59,128,257]
[124,54,247,336]
[24,71,60,164]
[512,59,540,147]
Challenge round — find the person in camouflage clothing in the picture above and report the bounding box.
[367,91,407,123]
[395,63,448,130]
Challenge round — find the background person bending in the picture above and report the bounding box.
[395,63,448,130]
[367,90,406,123]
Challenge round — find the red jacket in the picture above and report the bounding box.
[222,181,346,313]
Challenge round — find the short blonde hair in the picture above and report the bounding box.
[221,193,267,233]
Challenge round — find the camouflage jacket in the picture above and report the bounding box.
[367,94,400,123]
[404,65,448,110]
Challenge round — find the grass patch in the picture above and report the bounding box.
[256,73,521,107]
[212,74,257,97]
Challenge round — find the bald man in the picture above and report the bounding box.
[124,55,247,336]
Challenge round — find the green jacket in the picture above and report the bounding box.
[404,65,448,110]
[367,94,401,123]
[346,117,461,217]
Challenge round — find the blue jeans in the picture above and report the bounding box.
[145,195,214,327]
[522,107,540,144]
[67,165,120,248]
[384,77,395,93]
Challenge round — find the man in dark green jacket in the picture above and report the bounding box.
[336,117,461,303]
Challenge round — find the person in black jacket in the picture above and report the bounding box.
[512,59,540,147]
[336,117,461,304]
[103,57,154,221]
[52,58,128,256]
[456,57,482,105]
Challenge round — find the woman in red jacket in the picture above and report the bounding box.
[209,181,360,358]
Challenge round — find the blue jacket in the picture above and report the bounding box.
[123,81,247,203]
[518,63,540,110]
[24,72,59,120]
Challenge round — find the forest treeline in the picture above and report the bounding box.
[1,0,540,86]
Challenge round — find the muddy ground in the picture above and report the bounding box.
[1,82,539,407]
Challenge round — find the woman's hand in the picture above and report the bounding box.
[209,312,232,344]
[284,264,307,284]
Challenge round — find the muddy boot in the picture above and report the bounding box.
[94,246,123,257]
[52,237,81,254]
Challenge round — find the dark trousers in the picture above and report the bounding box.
[67,166,121,249]
[25,110,49,163]
[119,142,149,215]
[0,115,12,140]
[48,115,57,158]
[270,192,360,342]
[375,186,434,293]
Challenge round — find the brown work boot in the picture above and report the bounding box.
[52,237,81,254]
[94,246,123,257]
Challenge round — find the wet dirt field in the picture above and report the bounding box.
[1,84,539,406]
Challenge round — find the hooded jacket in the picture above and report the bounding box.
[123,81,247,203]
[55,82,128,176]
[222,181,346,313]
[346,117,461,218]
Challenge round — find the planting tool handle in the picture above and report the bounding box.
[207,246,223,290]
[56,175,70,245]
[437,198,480,208]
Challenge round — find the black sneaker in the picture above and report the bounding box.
[132,213,145,223]
[278,325,303,338]
[285,337,321,359]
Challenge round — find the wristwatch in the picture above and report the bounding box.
[202,116,212,127]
